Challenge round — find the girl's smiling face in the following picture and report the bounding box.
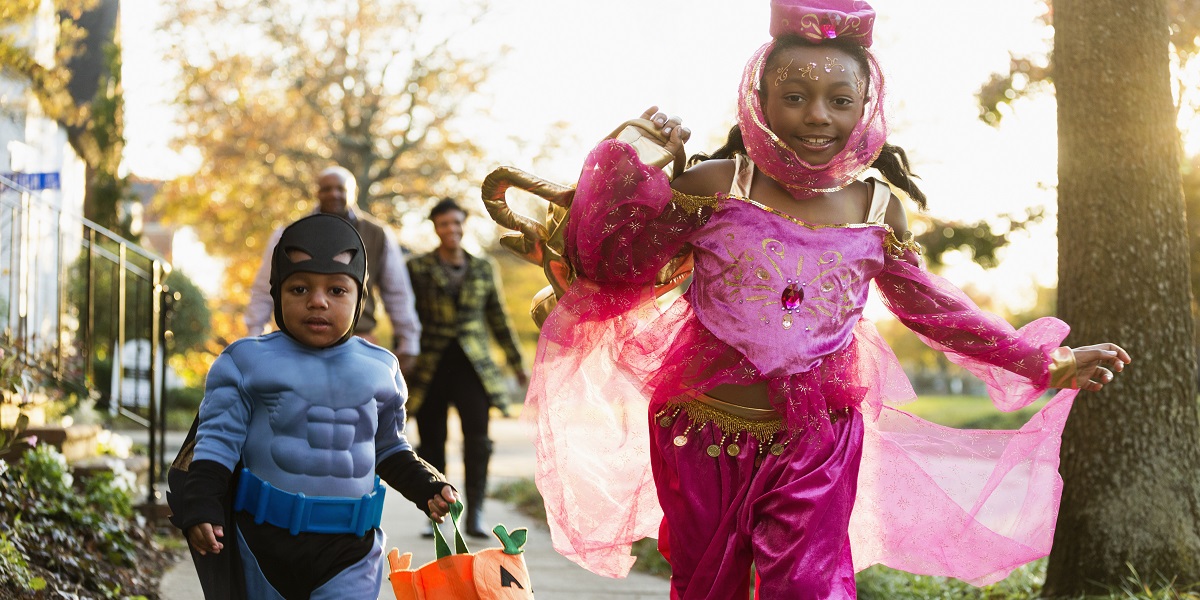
[762,44,867,166]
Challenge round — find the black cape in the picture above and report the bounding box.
[167,415,247,600]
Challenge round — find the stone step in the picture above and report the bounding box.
[71,453,150,488]
[24,423,104,463]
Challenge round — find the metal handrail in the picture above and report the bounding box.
[0,174,173,504]
[0,177,167,264]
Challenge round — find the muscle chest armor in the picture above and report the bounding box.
[195,334,407,498]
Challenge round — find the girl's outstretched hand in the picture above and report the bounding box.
[1071,343,1131,392]
[640,106,692,166]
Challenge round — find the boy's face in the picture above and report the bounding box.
[279,267,359,349]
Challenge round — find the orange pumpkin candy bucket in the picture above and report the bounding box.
[388,500,534,599]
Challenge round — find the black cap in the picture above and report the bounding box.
[269,214,368,346]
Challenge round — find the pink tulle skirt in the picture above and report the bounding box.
[525,279,1076,585]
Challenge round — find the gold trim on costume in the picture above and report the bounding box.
[657,391,854,460]
[728,194,886,231]
[883,229,923,258]
[655,400,782,458]
[672,189,724,213]
[656,394,854,461]
[684,398,783,443]
[775,58,794,87]
[1048,346,1078,389]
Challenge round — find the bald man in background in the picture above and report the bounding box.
[244,166,421,370]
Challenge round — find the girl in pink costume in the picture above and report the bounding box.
[522,1,1130,597]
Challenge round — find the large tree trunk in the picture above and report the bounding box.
[1045,0,1200,594]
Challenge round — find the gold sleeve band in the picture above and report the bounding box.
[1048,346,1078,389]
[883,229,923,259]
[672,189,723,213]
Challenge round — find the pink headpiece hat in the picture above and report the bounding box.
[769,0,876,46]
[737,0,887,200]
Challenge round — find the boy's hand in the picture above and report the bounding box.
[427,485,458,522]
[186,523,224,555]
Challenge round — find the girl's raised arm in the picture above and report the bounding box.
[567,110,714,285]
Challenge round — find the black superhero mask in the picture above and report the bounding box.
[269,214,368,346]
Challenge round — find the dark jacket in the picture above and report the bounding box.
[406,250,524,412]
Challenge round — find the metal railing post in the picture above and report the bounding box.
[115,244,127,413]
[55,209,66,379]
[84,229,96,386]
[146,262,162,503]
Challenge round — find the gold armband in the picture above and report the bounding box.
[1047,346,1078,389]
[883,230,923,259]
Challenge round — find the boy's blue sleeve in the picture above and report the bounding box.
[191,348,251,470]
[375,365,448,513]
[375,362,411,465]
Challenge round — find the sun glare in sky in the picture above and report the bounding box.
[118,0,1105,314]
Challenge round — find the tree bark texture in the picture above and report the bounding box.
[1046,0,1200,594]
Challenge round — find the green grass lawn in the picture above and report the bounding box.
[899,394,1046,430]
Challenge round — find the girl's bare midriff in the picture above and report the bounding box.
[706,382,775,412]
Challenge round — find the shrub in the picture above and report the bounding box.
[0,444,167,598]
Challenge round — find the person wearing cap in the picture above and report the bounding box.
[244,166,421,372]
[175,214,456,599]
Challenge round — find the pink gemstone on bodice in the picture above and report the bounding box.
[781,284,804,311]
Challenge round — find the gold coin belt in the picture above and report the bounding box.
[655,401,852,463]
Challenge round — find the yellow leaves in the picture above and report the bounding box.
[0,0,103,133]
[56,0,101,20]
[0,0,40,23]
[161,0,496,322]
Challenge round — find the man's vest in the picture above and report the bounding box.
[351,211,390,334]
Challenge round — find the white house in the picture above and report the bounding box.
[0,0,89,363]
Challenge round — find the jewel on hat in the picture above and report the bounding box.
[769,0,876,47]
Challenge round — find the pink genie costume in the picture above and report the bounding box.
[520,1,1078,597]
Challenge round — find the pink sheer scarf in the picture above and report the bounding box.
[736,40,888,200]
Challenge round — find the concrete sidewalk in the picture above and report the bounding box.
[156,414,670,599]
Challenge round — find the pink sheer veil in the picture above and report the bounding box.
[736,37,888,200]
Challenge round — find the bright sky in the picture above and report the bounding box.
[121,0,1067,312]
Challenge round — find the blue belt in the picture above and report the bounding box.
[233,468,386,536]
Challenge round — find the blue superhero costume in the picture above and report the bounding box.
[171,214,447,600]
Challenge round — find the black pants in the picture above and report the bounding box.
[415,343,492,504]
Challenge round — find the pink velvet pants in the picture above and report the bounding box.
[650,407,865,600]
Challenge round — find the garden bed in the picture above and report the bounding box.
[0,444,177,599]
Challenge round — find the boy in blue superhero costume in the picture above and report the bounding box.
[174,213,456,599]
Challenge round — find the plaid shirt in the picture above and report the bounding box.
[406,250,524,412]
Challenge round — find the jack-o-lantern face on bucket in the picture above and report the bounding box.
[473,545,533,599]
[388,523,534,600]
